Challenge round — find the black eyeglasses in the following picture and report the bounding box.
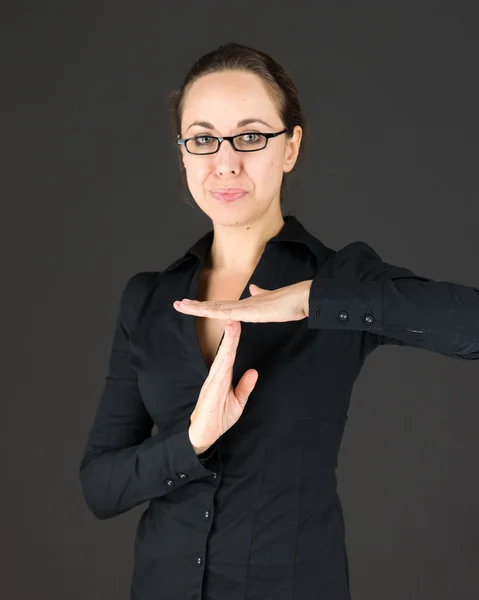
[176,129,288,155]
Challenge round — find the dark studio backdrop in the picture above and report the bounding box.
[2,1,478,599]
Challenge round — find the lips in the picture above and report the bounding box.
[211,188,247,194]
[210,189,248,202]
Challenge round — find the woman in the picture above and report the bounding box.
[79,42,479,600]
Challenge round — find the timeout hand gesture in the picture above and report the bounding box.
[175,279,313,455]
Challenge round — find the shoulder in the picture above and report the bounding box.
[121,271,159,303]
[328,240,417,281]
[118,271,159,334]
[332,240,382,265]
[117,254,191,332]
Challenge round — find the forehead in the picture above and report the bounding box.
[181,70,279,131]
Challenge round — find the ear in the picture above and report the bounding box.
[283,125,302,174]
[179,141,187,168]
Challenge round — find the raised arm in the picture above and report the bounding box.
[307,241,479,360]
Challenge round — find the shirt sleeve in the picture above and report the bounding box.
[307,241,479,360]
[79,272,216,521]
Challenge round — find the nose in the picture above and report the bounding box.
[214,138,242,176]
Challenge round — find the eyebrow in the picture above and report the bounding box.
[185,118,273,133]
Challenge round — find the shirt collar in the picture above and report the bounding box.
[162,214,330,274]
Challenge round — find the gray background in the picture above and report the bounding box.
[2,1,478,598]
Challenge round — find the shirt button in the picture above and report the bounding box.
[165,479,175,487]
[205,510,210,518]
[338,311,349,322]
[197,556,202,565]
[363,314,375,325]
[178,473,187,479]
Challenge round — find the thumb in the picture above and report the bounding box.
[234,369,259,408]
[249,283,270,296]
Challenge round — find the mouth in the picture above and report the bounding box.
[209,189,248,203]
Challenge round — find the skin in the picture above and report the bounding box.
[175,69,313,324]
[179,69,303,274]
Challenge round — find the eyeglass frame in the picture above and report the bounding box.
[176,128,288,155]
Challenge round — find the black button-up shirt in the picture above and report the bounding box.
[79,215,479,600]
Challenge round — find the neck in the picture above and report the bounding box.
[206,208,285,273]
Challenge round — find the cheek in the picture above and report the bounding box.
[265,148,284,170]
[262,154,284,180]
[246,156,281,185]
[252,154,278,175]
[185,160,210,185]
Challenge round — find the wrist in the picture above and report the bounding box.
[303,279,312,317]
[188,426,209,455]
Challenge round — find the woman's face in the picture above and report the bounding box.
[179,70,302,222]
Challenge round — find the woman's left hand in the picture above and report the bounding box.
[173,279,313,323]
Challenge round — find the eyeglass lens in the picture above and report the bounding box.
[186,133,267,154]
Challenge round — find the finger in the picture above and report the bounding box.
[234,369,259,409]
[207,341,234,385]
[208,320,240,379]
[224,320,241,354]
[215,320,240,369]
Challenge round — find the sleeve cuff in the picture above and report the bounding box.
[159,429,218,488]
[308,275,385,332]
[197,440,219,463]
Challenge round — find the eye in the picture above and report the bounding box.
[240,133,260,143]
[195,135,214,145]
[234,132,267,151]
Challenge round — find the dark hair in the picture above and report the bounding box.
[166,42,307,208]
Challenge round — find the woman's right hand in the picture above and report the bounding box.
[188,319,259,454]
